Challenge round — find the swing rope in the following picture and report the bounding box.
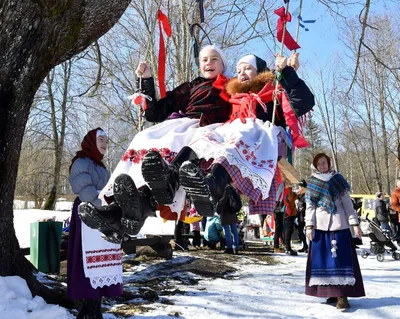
[294,0,303,51]
[271,0,291,125]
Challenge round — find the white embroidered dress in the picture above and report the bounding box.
[189,118,279,199]
[100,117,200,218]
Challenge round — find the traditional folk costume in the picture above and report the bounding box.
[100,73,231,221]
[68,128,123,317]
[181,61,314,217]
[304,169,365,298]
[77,46,236,243]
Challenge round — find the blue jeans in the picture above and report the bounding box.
[380,221,392,235]
[223,223,239,249]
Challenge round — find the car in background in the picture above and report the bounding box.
[351,193,390,235]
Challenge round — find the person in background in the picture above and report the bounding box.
[283,186,298,256]
[273,201,285,253]
[390,179,400,242]
[68,128,123,318]
[203,214,224,249]
[218,186,242,254]
[295,181,308,253]
[189,205,202,249]
[375,192,391,234]
[305,153,365,311]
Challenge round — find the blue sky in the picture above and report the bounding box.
[248,0,397,70]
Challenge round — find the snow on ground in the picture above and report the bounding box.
[3,207,400,318]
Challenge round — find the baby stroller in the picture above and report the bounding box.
[360,214,400,262]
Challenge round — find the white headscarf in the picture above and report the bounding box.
[96,129,107,138]
[237,55,258,71]
[199,44,233,78]
[237,54,268,73]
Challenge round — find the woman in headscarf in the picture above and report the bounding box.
[304,153,365,310]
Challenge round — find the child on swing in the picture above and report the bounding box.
[179,52,314,217]
[78,45,234,242]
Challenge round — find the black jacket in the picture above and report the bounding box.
[137,76,231,126]
[375,199,389,222]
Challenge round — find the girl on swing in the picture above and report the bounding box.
[78,45,234,242]
[177,52,315,218]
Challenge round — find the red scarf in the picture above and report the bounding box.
[69,127,106,172]
[228,81,276,123]
[227,81,309,149]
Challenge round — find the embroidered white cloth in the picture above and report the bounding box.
[189,118,279,199]
[81,223,123,289]
[309,273,356,286]
[100,117,200,215]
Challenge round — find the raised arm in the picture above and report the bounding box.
[135,61,192,123]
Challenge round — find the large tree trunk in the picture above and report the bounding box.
[0,0,130,306]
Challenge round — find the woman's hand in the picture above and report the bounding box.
[275,54,287,71]
[287,52,300,71]
[135,61,151,78]
[354,225,363,239]
[306,227,314,241]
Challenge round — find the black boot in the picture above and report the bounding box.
[76,298,101,319]
[113,174,156,236]
[141,146,198,205]
[179,163,238,216]
[95,297,103,319]
[78,202,125,244]
[298,244,308,253]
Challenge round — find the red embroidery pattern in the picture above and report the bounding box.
[121,147,177,164]
[232,140,274,168]
[86,253,122,264]
[85,248,121,254]
[87,262,122,269]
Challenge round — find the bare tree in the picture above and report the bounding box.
[36,61,72,210]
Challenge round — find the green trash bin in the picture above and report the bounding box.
[30,221,63,274]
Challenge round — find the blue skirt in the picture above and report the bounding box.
[305,228,365,298]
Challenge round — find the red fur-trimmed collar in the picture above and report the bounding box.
[225,71,275,96]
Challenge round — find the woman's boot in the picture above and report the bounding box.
[95,297,104,319]
[141,146,198,205]
[179,162,241,216]
[76,298,101,319]
[336,296,350,310]
[113,173,157,235]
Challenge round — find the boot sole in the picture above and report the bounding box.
[179,162,215,216]
[121,217,143,236]
[78,203,123,243]
[141,151,175,204]
[114,174,144,235]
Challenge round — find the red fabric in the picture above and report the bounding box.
[69,127,106,172]
[133,94,148,111]
[281,91,309,148]
[158,204,186,221]
[283,187,297,217]
[212,74,230,101]
[274,6,300,51]
[157,10,172,98]
[227,81,276,123]
[133,95,142,105]
[276,165,283,185]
